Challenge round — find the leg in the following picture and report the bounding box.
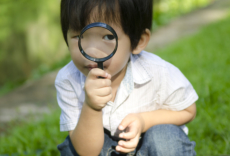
[57,135,79,156]
[100,132,126,156]
[57,129,134,156]
[100,129,135,156]
[136,124,196,156]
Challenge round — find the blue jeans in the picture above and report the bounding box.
[57,124,196,156]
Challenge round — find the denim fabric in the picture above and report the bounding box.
[57,124,196,156]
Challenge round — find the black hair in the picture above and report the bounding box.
[60,0,153,50]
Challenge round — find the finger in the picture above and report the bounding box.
[95,94,113,104]
[119,130,137,140]
[116,145,135,154]
[88,68,111,79]
[120,123,139,139]
[96,87,112,96]
[118,115,134,131]
[87,78,111,90]
[118,137,139,149]
[96,79,111,88]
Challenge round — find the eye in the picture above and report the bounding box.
[73,35,83,39]
[103,35,115,41]
[73,35,80,39]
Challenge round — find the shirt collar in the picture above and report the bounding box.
[80,72,86,89]
[119,60,134,96]
[130,51,151,85]
[112,52,152,110]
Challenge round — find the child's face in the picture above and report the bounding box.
[67,23,132,80]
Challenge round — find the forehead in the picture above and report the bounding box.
[68,0,121,32]
[68,22,124,39]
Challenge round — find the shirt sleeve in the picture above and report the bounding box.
[55,80,82,131]
[160,62,198,111]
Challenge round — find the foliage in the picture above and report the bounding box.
[0,0,212,96]
[153,0,212,28]
[0,0,68,90]
[155,14,230,155]
[0,9,230,156]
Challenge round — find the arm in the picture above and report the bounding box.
[116,103,196,153]
[69,103,104,156]
[139,103,196,132]
[69,69,112,156]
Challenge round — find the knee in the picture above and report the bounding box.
[146,124,187,141]
[142,124,196,156]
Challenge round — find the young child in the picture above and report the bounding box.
[55,0,198,155]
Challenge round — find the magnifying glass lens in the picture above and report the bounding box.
[81,27,116,59]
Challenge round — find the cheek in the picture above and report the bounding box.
[112,52,130,71]
[68,42,83,65]
[116,48,131,64]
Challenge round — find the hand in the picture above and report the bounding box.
[84,68,112,111]
[116,114,145,153]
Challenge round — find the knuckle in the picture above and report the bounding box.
[106,87,112,94]
[107,79,111,86]
[91,68,97,72]
[101,80,106,86]
[103,79,110,86]
[90,68,99,76]
[88,69,94,76]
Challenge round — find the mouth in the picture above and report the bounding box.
[85,64,98,71]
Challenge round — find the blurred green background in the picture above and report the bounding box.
[1,0,230,155]
[0,0,211,95]
[0,0,67,95]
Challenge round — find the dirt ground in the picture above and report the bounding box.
[0,0,229,127]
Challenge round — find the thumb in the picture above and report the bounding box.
[88,68,111,79]
[119,116,133,131]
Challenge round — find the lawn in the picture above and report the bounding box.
[0,109,67,155]
[155,14,230,155]
[1,12,230,156]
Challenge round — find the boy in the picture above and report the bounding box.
[56,0,198,155]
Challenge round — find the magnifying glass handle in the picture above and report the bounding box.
[97,62,104,70]
[97,62,104,79]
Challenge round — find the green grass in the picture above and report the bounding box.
[155,15,230,155]
[0,109,67,155]
[1,11,230,156]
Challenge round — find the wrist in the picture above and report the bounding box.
[137,113,145,133]
[83,101,103,112]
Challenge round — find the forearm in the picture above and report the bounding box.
[139,103,196,132]
[70,103,104,156]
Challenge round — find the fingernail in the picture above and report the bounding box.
[116,147,120,151]
[119,125,124,130]
[120,134,123,137]
[105,72,108,77]
[119,142,123,146]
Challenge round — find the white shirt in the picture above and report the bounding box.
[55,51,198,137]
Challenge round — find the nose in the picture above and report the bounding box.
[84,47,108,59]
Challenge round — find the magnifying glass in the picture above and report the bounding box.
[78,22,118,70]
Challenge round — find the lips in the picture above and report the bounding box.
[86,64,98,70]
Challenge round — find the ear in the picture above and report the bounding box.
[132,29,151,54]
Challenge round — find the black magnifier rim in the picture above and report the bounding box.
[78,22,118,63]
